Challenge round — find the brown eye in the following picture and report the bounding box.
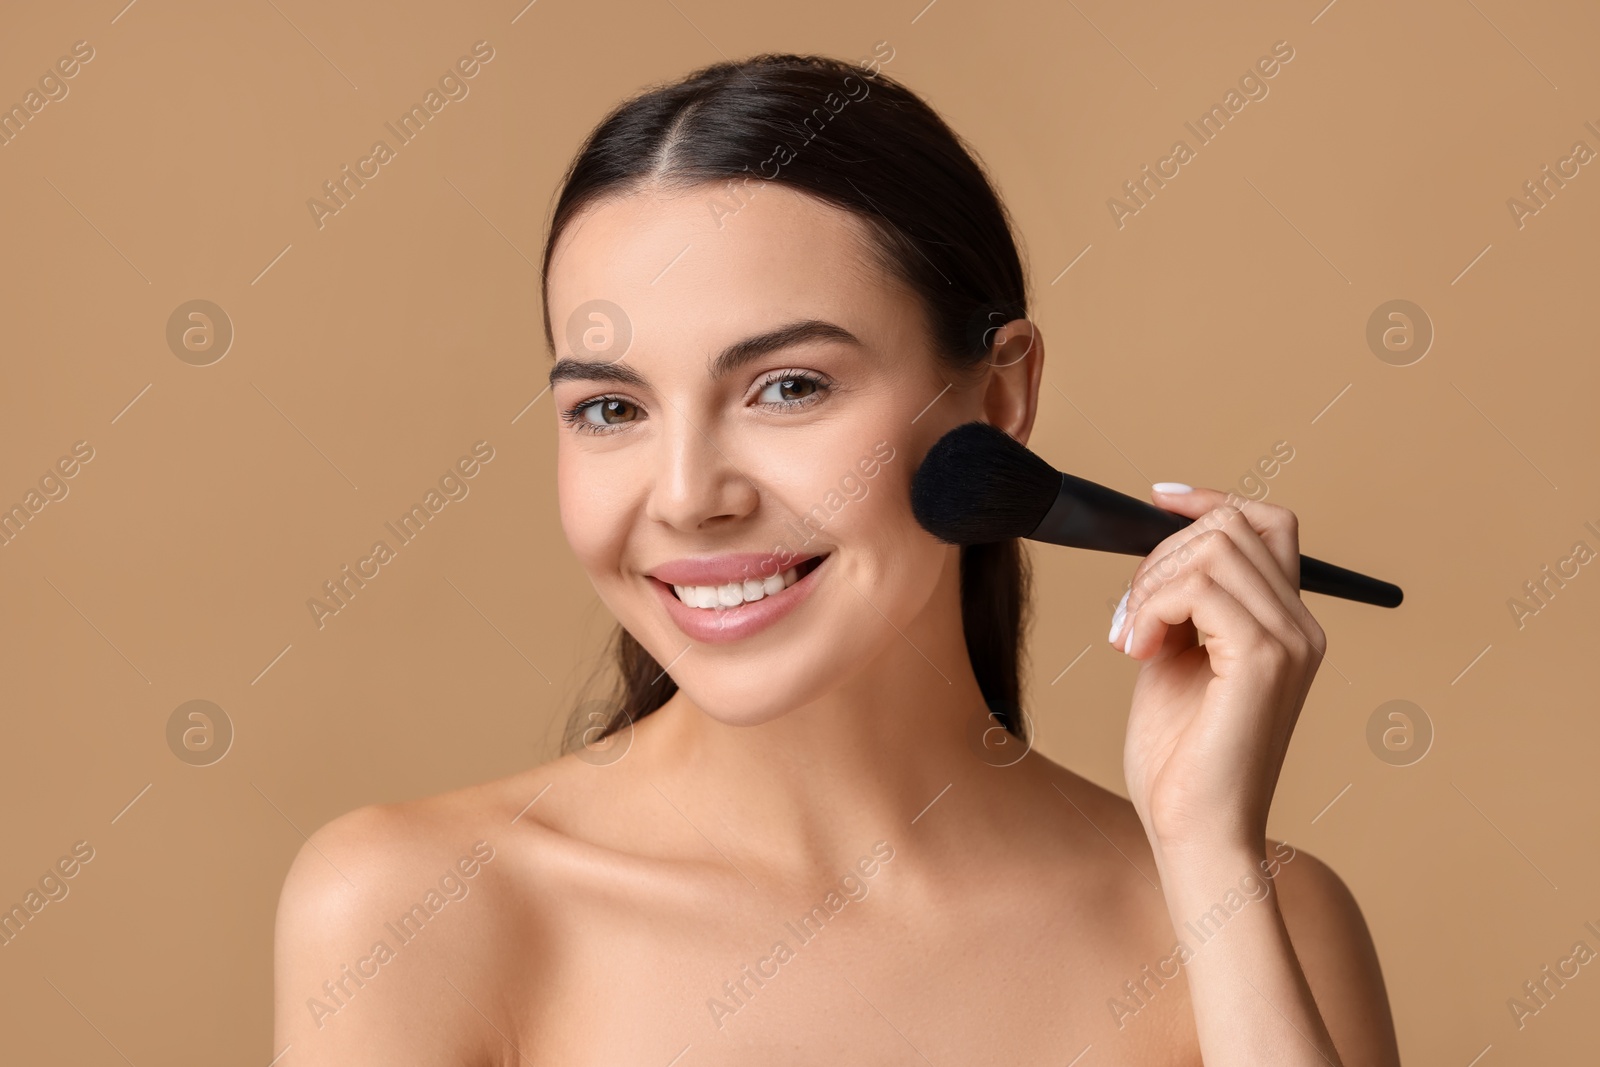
[577,397,637,429]
[757,375,823,405]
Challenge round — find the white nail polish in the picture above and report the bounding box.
[1108,590,1130,643]
[1153,482,1193,494]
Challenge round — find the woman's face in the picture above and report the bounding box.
[546,181,977,726]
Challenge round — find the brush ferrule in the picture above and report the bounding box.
[1029,472,1191,556]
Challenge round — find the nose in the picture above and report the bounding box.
[643,408,759,532]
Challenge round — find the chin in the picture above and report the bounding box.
[667,657,858,728]
[614,592,899,729]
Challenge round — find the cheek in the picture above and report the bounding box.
[829,461,944,609]
[556,450,632,575]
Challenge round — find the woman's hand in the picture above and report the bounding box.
[1109,484,1327,861]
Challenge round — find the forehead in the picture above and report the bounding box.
[546,182,902,362]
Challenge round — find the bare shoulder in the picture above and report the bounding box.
[1271,845,1401,1066]
[1026,754,1400,1063]
[271,766,573,1065]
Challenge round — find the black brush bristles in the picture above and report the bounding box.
[910,422,1061,545]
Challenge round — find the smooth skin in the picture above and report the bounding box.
[273,180,1400,1065]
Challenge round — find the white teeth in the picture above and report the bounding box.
[673,561,816,609]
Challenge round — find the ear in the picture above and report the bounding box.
[980,319,1045,447]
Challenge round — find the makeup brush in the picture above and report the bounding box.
[911,421,1403,608]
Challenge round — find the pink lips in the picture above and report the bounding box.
[647,553,828,645]
[646,552,815,587]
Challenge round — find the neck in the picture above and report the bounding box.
[638,548,1002,879]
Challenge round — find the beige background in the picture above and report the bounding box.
[2,0,1597,1062]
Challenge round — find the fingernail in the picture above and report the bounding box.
[1108,590,1130,643]
[1153,482,1193,494]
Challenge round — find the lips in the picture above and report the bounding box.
[646,552,825,588]
[647,552,830,645]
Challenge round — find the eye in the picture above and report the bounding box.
[561,396,639,434]
[754,371,829,409]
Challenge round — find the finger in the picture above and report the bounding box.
[1174,505,1307,626]
[1120,529,1318,665]
[1152,484,1302,590]
[1129,504,1296,616]
[1124,496,1241,610]
[1125,499,1262,621]
[1149,502,1327,660]
[1122,493,1308,648]
[1121,565,1284,677]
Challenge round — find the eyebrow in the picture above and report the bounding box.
[547,318,863,389]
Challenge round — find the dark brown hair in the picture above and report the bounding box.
[541,51,1033,748]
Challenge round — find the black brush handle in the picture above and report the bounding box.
[1031,472,1403,609]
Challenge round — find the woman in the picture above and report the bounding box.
[274,52,1400,1064]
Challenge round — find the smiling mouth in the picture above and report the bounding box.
[667,555,827,608]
